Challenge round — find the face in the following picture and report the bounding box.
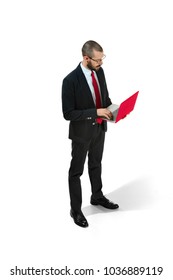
[85,50,105,71]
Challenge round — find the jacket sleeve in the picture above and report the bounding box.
[62,77,97,121]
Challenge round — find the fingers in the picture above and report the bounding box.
[104,109,112,119]
[97,109,113,119]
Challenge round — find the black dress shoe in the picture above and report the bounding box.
[91,196,119,209]
[70,209,89,228]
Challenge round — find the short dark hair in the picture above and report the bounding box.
[82,40,103,57]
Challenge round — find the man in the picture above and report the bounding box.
[62,40,119,228]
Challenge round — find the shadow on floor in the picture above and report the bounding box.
[83,175,158,217]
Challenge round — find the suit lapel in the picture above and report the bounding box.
[76,65,95,106]
[96,70,106,107]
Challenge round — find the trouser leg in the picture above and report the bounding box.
[88,125,105,199]
[69,140,88,212]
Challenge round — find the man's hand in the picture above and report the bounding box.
[97,108,113,120]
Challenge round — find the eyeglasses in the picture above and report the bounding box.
[88,55,106,63]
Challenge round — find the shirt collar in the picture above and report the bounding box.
[80,62,92,76]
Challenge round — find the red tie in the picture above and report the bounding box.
[91,71,102,124]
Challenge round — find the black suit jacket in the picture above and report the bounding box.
[62,64,112,143]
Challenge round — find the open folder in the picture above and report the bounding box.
[102,91,139,123]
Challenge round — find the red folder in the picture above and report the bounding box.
[103,91,139,123]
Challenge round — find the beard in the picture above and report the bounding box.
[87,60,101,71]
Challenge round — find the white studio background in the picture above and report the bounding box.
[0,0,173,279]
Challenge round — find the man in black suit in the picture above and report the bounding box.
[62,40,119,228]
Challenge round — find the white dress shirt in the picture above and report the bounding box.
[80,63,102,105]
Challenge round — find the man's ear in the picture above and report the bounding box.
[84,55,89,62]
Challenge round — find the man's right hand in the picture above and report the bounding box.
[97,108,113,120]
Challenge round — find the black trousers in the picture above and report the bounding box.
[69,124,105,212]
